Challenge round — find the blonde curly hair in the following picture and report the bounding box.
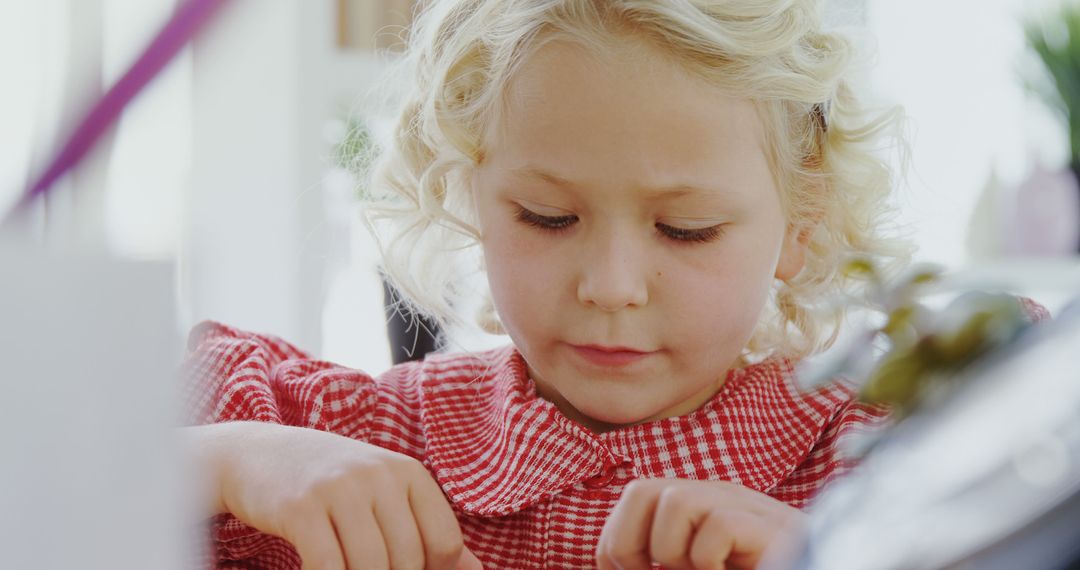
[358,0,911,362]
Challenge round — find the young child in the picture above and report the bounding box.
[183,0,910,568]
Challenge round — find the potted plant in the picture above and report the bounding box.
[334,115,442,363]
[1026,4,1080,252]
[1027,5,1080,175]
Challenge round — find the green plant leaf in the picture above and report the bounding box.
[1026,5,1080,161]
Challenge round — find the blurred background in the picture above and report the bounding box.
[2,0,1079,374]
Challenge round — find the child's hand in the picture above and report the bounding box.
[595,479,805,570]
[204,421,482,570]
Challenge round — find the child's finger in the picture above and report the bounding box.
[328,499,389,570]
[712,480,802,519]
[596,479,661,570]
[284,511,346,570]
[647,485,708,569]
[409,470,469,570]
[373,484,427,569]
[688,509,768,570]
[455,546,484,570]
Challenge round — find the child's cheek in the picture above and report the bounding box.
[481,223,566,324]
[657,242,776,351]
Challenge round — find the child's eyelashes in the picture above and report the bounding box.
[513,206,726,244]
[655,222,726,243]
[515,206,578,231]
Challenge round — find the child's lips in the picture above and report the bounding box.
[568,343,656,367]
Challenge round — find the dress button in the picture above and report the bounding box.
[584,467,615,489]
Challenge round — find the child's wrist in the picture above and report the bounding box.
[181,423,235,517]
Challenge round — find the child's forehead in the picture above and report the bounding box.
[504,35,721,102]
[481,39,770,191]
[503,164,742,202]
[491,37,763,140]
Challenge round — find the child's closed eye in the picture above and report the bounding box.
[513,205,726,244]
[656,222,726,244]
[515,205,578,231]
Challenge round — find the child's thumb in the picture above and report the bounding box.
[455,546,484,570]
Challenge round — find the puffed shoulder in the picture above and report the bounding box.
[181,320,381,436]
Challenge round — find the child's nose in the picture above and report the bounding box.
[576,229,650,311]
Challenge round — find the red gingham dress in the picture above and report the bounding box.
[183,321,892,569]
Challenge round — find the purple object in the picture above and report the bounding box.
[1006,164,1080,256]
[7,0,229,218]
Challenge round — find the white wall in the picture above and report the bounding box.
[863,0,1080,313]
[183,0,341,352]
[866,0,1070,267]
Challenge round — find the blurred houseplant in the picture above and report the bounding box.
[798,258,1039,458]
[332,114,443,363]
[1026,4,1080,252]
[334,115,376,199]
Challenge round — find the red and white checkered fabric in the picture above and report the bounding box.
[183,321,891,569]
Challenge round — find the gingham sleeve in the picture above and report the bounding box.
[181,320,384,569]
[767,396,893,509]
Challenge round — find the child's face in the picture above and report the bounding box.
[472,38,807,432]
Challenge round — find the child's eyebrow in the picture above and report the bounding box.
[508,166,734,199]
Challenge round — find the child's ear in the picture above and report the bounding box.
[775,177,826,281]
[775,220,816,281]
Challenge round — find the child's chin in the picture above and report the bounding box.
[574,399,666,429]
